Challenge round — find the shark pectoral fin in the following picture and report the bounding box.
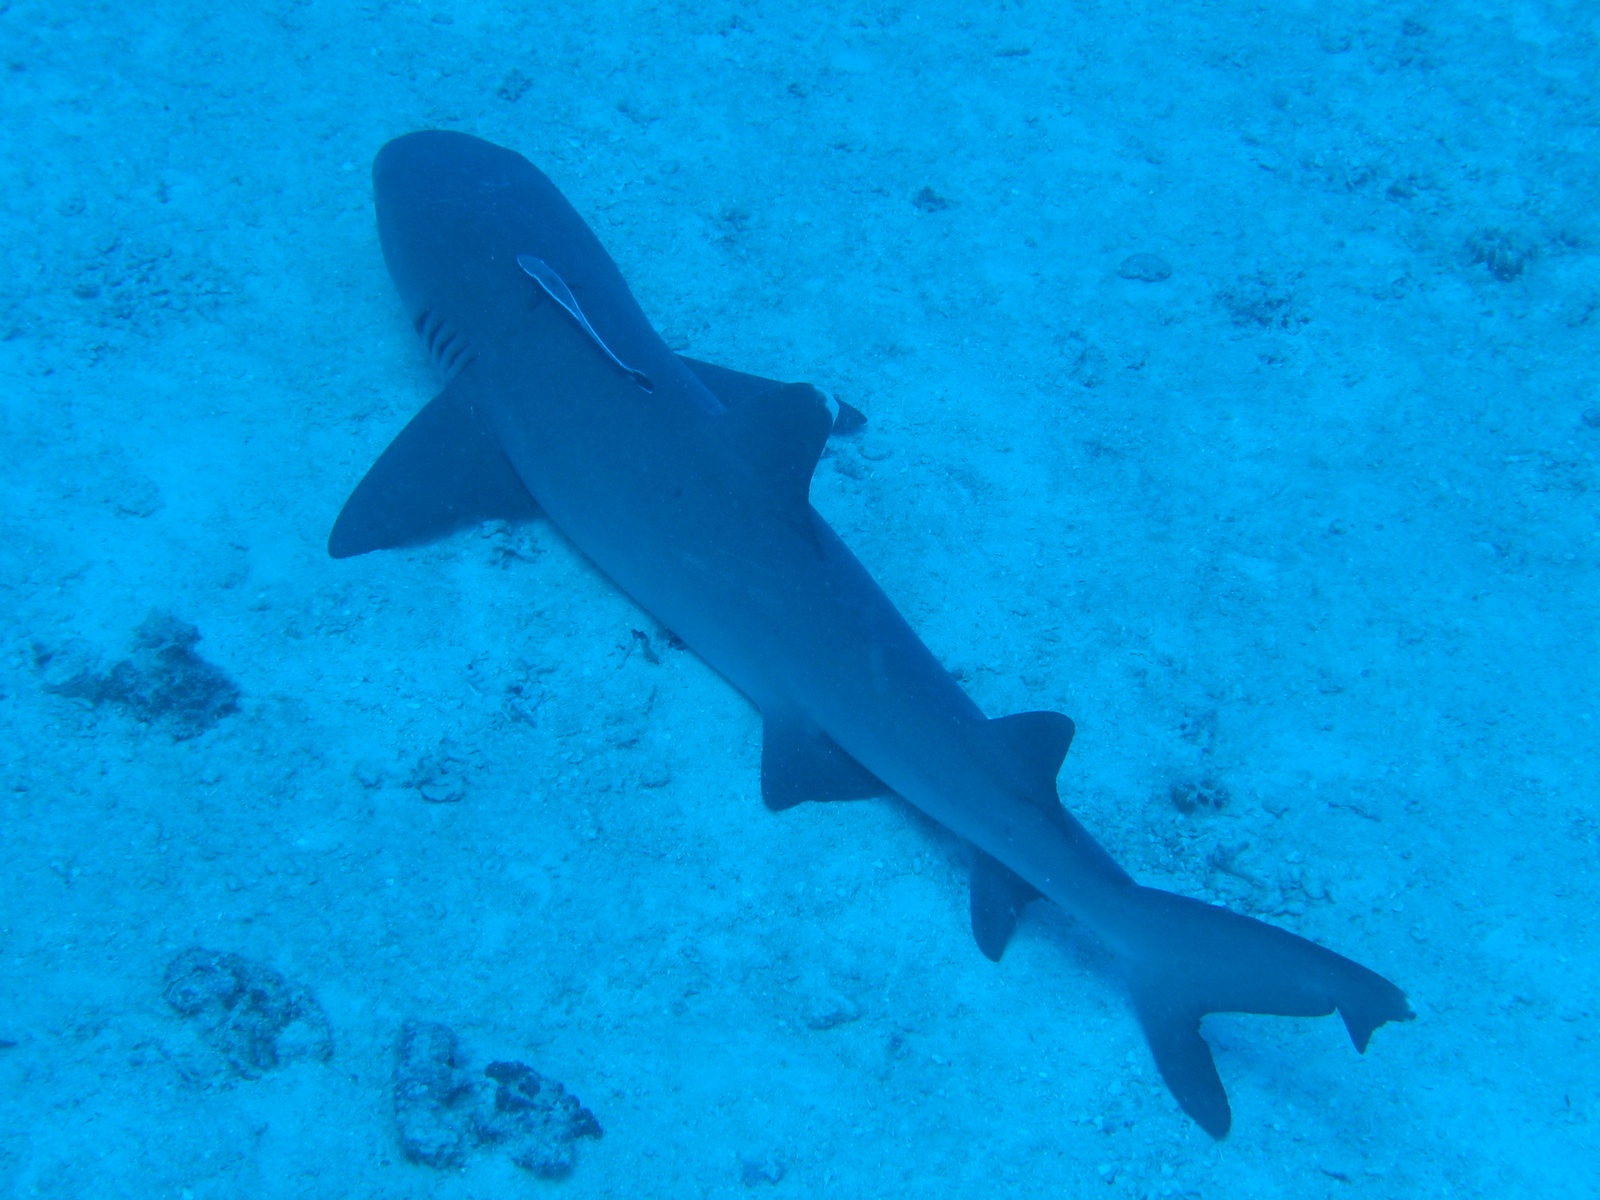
[760,709,889,811]
[969,850,1043,962]
[684,357,866,435]
[328,383,538,559]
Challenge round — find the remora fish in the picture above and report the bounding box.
[330,131,1412,1137]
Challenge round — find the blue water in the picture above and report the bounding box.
[3,2,1596,1195]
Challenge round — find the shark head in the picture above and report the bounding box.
[372,131,644,384]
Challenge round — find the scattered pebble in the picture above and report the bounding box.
[638,763,672,789]
[1217,273,1302,329]
[741,1152,787,1186]
[1170,780,1230,815]
[1318,28,1353,53]
[497,69,532,103]
[479,518,540,566]
[631,628,661,665]
[804,988,861,1031]
[829,47,873,75]
[485,1059,605,1177]
[1117,253,1172,282]
[1466,228,1534,282]
[393,1020,602,1178]
[858,440,894,462]
[409,741,474,803]
[163,948,332,1079]
[43,611,239,739]
[392,1022,476,1168]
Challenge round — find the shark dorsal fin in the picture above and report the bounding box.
[717,382,834,516]
[981,711,1077,808]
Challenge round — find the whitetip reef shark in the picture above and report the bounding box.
[330,131,1412,1138]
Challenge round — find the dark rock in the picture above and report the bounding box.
[631,628,661,665]
[394,1021,482,1168]
[163,948,332,1078]
[803,988,861,1031]
[409,740,475,803]
[1067,336,1108,388]
[497,69,532,103]
[741,1153,787,1186]
[482,1059,604,1178]
[1117,252,1172,282]
[1217,273,1303,330]
[393,1021,602,1177]
[1170,780,1230,816]
[1467,228,1534,282]
[48,611,238,738]
[913,186,951,212]
[1387,177,1418,201]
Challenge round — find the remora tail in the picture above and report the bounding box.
[329,131,1413,1138]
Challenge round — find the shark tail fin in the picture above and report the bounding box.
[1119,887,1414,1139]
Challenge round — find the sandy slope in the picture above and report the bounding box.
[1,1,1596,1195]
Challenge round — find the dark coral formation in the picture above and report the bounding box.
[48,611,239,738]
[1217,271,1305,330]
[1466,227,1535,282]
[482,1059,605,1176]
[394,1020,602,1178]
[1170,779,1231,815]
[393,1021,481,1168]
[163,948,332,1078]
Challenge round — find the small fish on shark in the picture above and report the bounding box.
[330,131,1412,1139]
[517,253,654,393]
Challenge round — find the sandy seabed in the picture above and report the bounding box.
[2,1,1597,1196]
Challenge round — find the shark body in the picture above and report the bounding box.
[332,131,1412,1137]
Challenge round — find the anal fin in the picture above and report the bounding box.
[970,851,1043,962]
[328,382,538,559]
[760,709,889,811]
